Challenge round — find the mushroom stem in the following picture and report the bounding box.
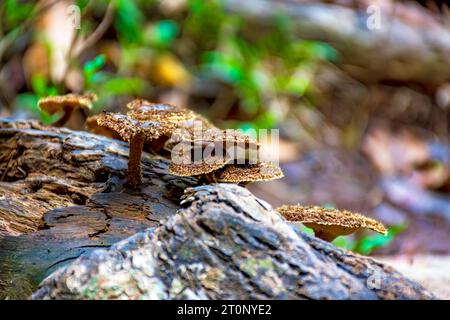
[127,132,145,188]
[314,231,337,242]
[53,106,74,127]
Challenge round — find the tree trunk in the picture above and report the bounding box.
[0,119,434,299]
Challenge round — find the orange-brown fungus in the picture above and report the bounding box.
[96,111,175,188]
[38,93,97,127]
[213,162,284,183]
[277,205,387,242]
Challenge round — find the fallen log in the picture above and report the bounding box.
[0,119,435,299]
[225,0,450,86]
[0,118,195,298]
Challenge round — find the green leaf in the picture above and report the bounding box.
[4,0,34,30]
[332,236,357,251]
[354,224,406,255]
[30,74,48,97]
[114,0,144,44]
[101,77,145,96]
[83,54,106,87]
[146,20,179,47]
[14,93,61,124]
[15,93,39,114]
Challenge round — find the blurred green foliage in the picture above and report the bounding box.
[297,204,406,254]
[3,0,34,30]
[299,223,406,255]
[4,0,335,128]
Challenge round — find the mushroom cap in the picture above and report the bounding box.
[167,129,264,178]
[169,128,259,151]
[168,157,229,177]
[126,99,216,151]
[96,111,175,142]
[277,205,387,239]
[38,93,97,115]
[86,115,122,140]
[213,162,284,183]
[126,99,196,122]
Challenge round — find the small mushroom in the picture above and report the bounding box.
[85,114,122,140]
[38,93,97,128]
[169,156,230,177]
[97,111,175,188]
[171,128,259,150]
[168,128,261,181]
[276,205,387,242]
[127,99,196,122]
[127,99,215,154]
[212,162,284,184]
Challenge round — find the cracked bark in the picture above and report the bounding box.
[0,119,435,299]
[0,118,195,299]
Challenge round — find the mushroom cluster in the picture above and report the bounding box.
[167,126,283,184]
[36,95,283,188]
[277,204,387,242]
[38,93,97,128]
[94,99,283,188]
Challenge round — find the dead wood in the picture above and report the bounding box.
[0,119,434,299]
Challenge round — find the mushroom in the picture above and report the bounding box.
[169,155,230,177]
[85,114,122,140]
[167,127,282,186]
[211,162,284,184]
[97,111,175,188]
[38,93,97,128]
[127,99,214,153]
[126,99,196,123]
[168,127,259,176]
[276,205,387,242]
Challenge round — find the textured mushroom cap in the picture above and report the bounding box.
[96,111,175,142]
[168,157,229,176]
[126,99,196,122]
[213,162,284,183]
[277,205,387,238]
[170,128,259,151]
[38,93,97,115]
[86,115,122,140]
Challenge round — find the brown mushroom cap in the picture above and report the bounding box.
[96,110,177,188]
[126,99,196,123]
[167,129,262,178]
[213,162,284,183]
[126,99,216,153]
[96,111,174,142]
[277,205,387,242]
[86,115,122,140]
[169,157,229,176]
[168,128,260,156]
[38,93,97,115]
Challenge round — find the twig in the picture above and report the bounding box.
[72,0,115,59]
[59,0,97,85]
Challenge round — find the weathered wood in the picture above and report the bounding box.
[0,118,195,299]
[32,183,434,300]
[0,119,435,299]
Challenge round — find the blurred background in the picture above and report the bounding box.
[0,0,449,296]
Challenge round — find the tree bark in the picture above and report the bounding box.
[0,119,435,299]
[0,118,194,299]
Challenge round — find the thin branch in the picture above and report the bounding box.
[58,0,96,88]
[72,0,115,59]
